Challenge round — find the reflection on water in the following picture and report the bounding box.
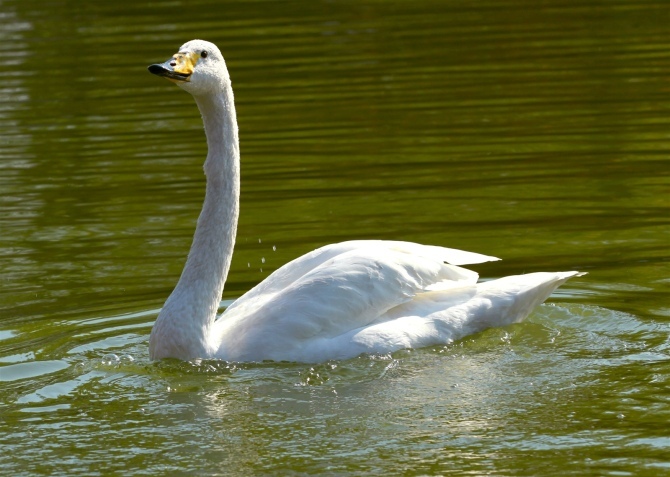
[0,0,669,475]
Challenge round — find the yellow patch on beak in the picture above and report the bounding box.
[170,51,199,79]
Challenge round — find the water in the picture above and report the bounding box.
[1,0,669,475]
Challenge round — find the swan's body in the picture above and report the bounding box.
[148,40,583,363]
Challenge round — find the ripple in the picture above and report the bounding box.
[0,360,69,382]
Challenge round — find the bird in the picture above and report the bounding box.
[147,39,583,363]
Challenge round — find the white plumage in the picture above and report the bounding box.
[148,40,583,363]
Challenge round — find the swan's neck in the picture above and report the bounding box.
[150,78,239,360]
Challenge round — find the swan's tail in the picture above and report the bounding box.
[352,271,586,354]
[458,271,586,336]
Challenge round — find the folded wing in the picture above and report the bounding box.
[213,241,494,360]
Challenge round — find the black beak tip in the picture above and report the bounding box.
[148,64,167,75]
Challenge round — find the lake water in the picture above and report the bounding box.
[1,0,669,475]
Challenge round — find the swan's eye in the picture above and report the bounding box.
[201,51,208,59]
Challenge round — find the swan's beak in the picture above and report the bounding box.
[148,51,198,83]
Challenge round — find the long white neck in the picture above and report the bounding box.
[149,75,240,360]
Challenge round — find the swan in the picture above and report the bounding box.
[147,39,583,363]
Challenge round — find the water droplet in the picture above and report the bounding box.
[258,238,262,243]
[261,257,265,264]
[272,245,277,251]
[247,262,250,268]
[101,353,120,366]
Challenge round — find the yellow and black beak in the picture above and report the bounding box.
[148,51,199,82]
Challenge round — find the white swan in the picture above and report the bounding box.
[147,40,583,363]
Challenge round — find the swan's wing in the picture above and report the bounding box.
[213,242,487,361]
[376,240,500,266]
[221,240,497,320]
[220,241,368,318]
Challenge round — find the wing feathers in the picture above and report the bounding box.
[212,240,581,362]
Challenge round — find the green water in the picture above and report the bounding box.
[1,0,669,475]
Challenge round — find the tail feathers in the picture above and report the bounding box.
[362,271,585,352]
[459,271,584,335]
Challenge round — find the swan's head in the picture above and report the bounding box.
[148,39,228,96]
